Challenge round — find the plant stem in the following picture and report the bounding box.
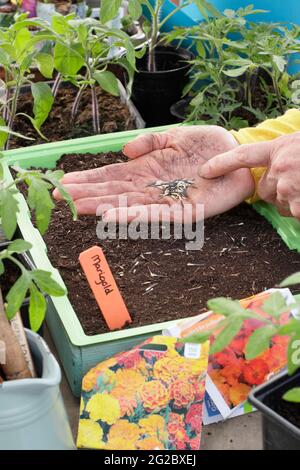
[72,85,86,120]
[147,1,161,73]
[0,287,32,381]
[91,86,100,134]
[52,73,61,98]
[5,80,20,150]
[272,74,284,114]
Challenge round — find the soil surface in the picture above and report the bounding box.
[264,374,300,429]
[17,151,300,336]
[10,85,136,149]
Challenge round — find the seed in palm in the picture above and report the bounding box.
[148,179,195,201]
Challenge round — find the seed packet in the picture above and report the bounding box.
[164,288,297,419]
[202,393,255,425]
[77,335,210,450]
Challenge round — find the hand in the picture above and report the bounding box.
[199,131,300,220]
[53,126,254,221]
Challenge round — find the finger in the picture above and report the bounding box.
[74,192,156,215]
[60,161,135,184]
[123,132,170,159]
[198,141,272,179]
[102,204,188,224]
[256,170,277,204]
[289,199,300,220]
[53,180,139,201]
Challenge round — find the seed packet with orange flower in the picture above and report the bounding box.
[164,288,297,419]
[77,335,210,450]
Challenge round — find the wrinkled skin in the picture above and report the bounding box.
[53,126,254,221]
[200,131,300,220]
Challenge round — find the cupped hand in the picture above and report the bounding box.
[199,131,300,220]
[53,126,254,222]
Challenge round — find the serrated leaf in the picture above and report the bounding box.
[94,70,120,96]
[182,331,211,344]
[283,387,300,403]
[54,42,85,76]
[29,283,46,332]
[262,291,287,319]
[128,0,142,21]
[207,297,245,317]
[51,14,70,34]
[31,82,54,130]
[210,316,244,354]
[35,52,54,79]
[1,188,19,240]
[6,272,31,319]
[280,272,300,287]
[100,0,122,24]
[222,65,250,77]
[6,239,32,254]
[245,325,278,360]
[45,173,77,222]
[32,270,66,296]
[27,178,54,234]
[272,55,286,73]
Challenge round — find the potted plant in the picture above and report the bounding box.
[168,6,300,129]
[1,13,144,149]
[100,0,220,126]
[0,151,76,449]
[184,273,300,450]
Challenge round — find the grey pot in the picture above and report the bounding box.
[0,329,75,450]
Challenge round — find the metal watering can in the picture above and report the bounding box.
[0,329,75,450]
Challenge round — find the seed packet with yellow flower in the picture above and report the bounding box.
[77,335,209,450]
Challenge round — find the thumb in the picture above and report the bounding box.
[198,140,272,179]
[123,132,170,159]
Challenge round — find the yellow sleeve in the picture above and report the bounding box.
[230,109,300,203]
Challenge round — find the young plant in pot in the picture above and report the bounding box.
[167,6,300,129]
[0,13,56,149]
[101,0,220,126]
[184,273,300,450]
[44,13,142,135]
[0,155,76,449]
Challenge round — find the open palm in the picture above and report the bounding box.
[53,126,254,221]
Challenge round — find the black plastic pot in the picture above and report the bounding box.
[131,46,193,127]
[249,368,300,450]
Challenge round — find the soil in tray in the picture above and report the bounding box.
[18,151,300,336]
[9,86,136,149]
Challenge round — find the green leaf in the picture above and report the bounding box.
[283,387,300,403]
[27,178,54,234]
[31,82,54,130]
[0,260,4,275]
[100,0,122,24]
[6,239,32,254]
[93,70,120,96]
[29,283,46,332]
[128,0,143,21]
[14,27,32,56]
[35,53,54,79]
[6,272,31,320]
[45,171,77,222]
[182,331,212,344]
[51,14,70,34]
[32,270,66,296]
[0,117,8,149]
[278,318,300,336]
[222,65,250,77]
[245,325,278,360]
[0,188,19,240]
[0,48,10,66]
[207,297,245,317]
[54,42,85,76]
[262,291,287,319]
[210,316,244,354]
[0,161,3,181]
[280,272,300,287]
[272,55,286,73]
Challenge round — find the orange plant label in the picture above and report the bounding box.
[79,246,132,330]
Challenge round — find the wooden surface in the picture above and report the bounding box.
[46,329,263,450]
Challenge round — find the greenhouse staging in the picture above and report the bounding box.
[1,0,300,456]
